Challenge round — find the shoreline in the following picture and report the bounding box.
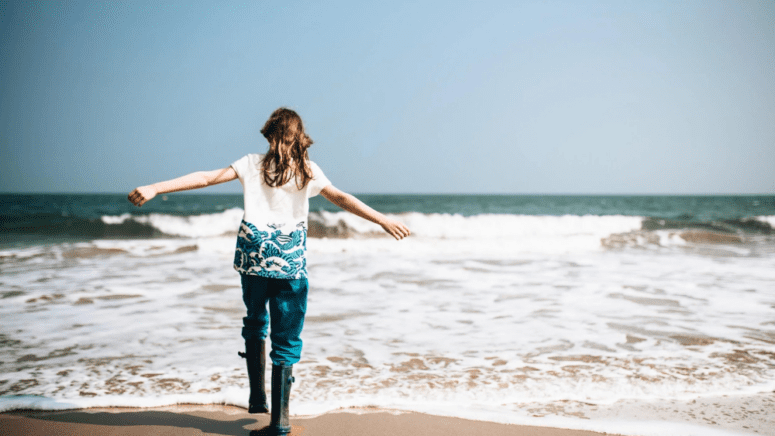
[2,393,770,436]
[0,404,622,436]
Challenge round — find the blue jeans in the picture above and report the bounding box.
[240,274,308,365]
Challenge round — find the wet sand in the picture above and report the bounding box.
[0,405,620,436]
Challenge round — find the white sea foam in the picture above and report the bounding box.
[100,210,645,254]
[99,213,133,225]
[757,215,775,227]
[100,208,244,237]
[2,215,774,434]
[313,210,644,238]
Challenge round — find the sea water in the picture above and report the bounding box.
[1,194,774,435]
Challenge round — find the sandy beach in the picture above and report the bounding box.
[0,405,621,436]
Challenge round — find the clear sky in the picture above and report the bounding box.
[1,0,773,194]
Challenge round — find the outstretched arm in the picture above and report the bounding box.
[320,185,411,240]
[128,167,238,207]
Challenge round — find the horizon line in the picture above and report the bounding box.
[1,191,774,197]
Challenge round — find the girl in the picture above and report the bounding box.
[128,107,410,435]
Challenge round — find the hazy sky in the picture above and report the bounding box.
[1,0,773,194]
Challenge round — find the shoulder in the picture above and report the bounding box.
[231,154,265,179]
[307,160,329,179]
[305,159,331,196]
[307,159,323,173]
[233,153,263,163]
[239,154,266,167]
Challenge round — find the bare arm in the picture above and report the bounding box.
[128,167,238,207]
[320,185,410,240]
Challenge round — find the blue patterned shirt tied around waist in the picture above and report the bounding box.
[233,220,308,279]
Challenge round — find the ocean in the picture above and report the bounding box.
[1,194,774,435]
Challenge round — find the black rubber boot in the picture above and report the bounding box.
[270,364,294,435]
[238,338,269,413]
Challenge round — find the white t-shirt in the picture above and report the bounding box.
[230,153,331,279]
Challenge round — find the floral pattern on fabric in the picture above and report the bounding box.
[234,220,307,279]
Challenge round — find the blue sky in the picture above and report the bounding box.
[1,0,773,194]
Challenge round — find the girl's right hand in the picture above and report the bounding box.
[128,185,157,207]
[380,218,411,240]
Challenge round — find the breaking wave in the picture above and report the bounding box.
[3,209,772,248]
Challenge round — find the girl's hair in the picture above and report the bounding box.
[260,107,314,189]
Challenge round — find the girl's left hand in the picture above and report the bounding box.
[128,185,157,207]
[380,218,411,240]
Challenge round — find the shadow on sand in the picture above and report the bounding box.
[19,410,264,435]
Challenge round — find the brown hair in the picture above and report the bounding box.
[260,107,314,189]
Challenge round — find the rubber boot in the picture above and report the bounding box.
[270,364,294,435]
[238,338,269,413]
